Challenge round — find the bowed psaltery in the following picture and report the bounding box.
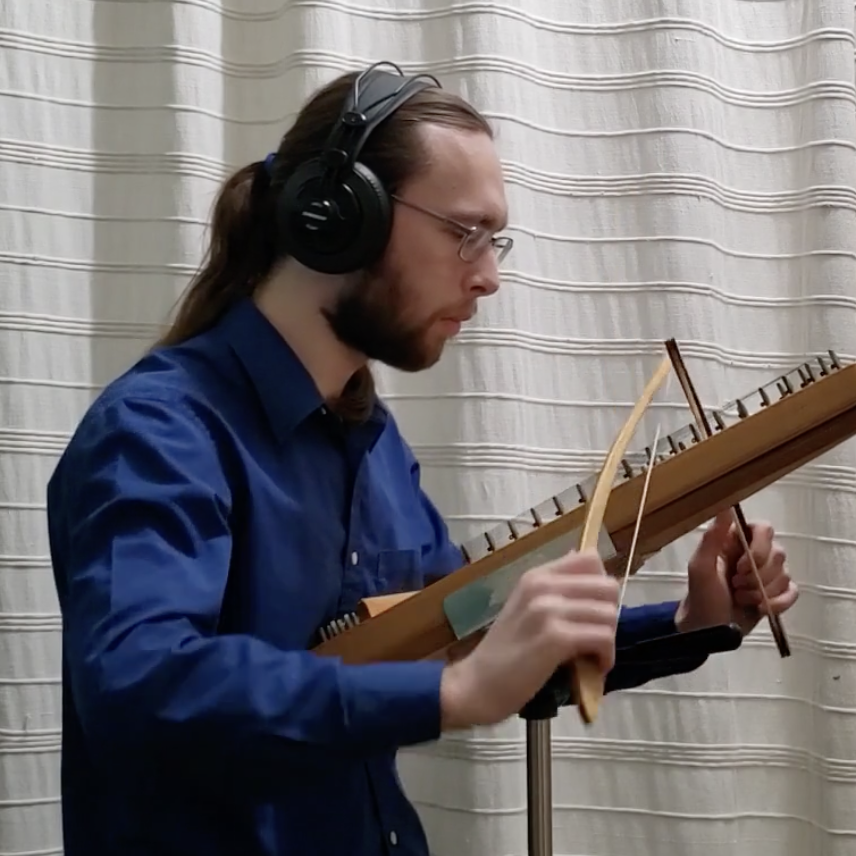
[312,339,856,856]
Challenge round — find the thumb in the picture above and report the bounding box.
[687,510,732,580]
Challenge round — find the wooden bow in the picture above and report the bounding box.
[313,345,855,723]
[571,339,791,722]
[571,354,673,722]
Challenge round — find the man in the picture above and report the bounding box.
[46,63,798,855]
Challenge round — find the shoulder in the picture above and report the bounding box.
[52,350,235,500]
[79,356,223,448]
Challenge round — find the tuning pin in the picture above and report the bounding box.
[319,611,360,641]
[776,376,794,397]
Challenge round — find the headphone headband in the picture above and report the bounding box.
[322,65,438,173]
[273,62,443,275]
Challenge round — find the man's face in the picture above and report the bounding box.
[325,124,509,372]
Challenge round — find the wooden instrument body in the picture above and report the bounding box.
[312,353,856,673]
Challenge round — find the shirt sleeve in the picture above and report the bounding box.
[606,601,709,692]
[47,393,446,798]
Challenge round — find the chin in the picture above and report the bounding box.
[425,333,452,363]
[403,342,446,373]
[378,327,451,373]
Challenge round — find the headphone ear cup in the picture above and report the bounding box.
[276,158,393,275]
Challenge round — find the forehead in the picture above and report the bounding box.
[404,124,508,228]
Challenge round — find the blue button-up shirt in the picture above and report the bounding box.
[47,297,705,856]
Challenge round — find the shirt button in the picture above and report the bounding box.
[389,831,398,846]
[351,551,358,565]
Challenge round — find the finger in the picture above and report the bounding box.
[729,521,775,573]
[731,570,756,589]
[552,548,607,576]
[732,578,786,605]
[732,567,792,607]
[520,554,612,606]
[688,510,732,576]
[530,570,621,603]
[530,593,619,629]
[760,576,798,611]
[734,542,786,584]
[721,520,744,568]
[732,588,763,607]
[763,579,799,615]
[765,572,793,599]
[745,580,799,615]
[558,624,617,673]
[558,600,620,628]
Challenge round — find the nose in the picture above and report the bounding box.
[467,248,501,296]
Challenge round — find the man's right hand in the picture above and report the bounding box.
[439,548,619,730]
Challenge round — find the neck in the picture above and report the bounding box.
[253,261,367,401]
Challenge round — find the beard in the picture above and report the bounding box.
[321,260,446,372]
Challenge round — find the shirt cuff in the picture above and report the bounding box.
[339,660,446,749]
[615,600,681,649]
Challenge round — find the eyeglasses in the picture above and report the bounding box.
[391,194,513,264]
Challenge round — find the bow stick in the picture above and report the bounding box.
[572,355,673,723]
[664,339,790,656]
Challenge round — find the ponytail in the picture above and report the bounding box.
[156,160,278,347]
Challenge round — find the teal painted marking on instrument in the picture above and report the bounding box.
[443,525,617,641]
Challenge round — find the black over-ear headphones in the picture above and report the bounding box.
[273,61,442,275]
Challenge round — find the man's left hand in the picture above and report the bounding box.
[674,510,799,636]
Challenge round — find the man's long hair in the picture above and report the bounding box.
[155,70,492,422]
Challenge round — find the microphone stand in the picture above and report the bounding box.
[516,622,744,856]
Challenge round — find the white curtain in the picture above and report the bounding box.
[2,3,856,855]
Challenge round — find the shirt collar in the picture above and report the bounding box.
[220,297,387,442]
